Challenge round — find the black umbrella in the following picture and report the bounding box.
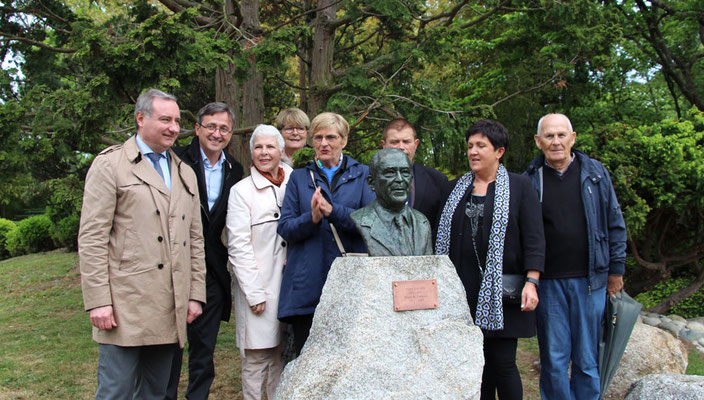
[598,290,642,398]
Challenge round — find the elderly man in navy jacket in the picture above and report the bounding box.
[525,113,626,400]
[167,102,243,400]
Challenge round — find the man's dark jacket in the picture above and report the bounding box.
[412,163,449,234]
[524,150,627,291]
[174,137,243,321]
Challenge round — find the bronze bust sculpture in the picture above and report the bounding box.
[351,148,433,256]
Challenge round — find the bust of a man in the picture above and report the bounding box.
[351,148,433,256]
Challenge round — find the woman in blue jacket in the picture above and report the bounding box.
[277,112,375,355]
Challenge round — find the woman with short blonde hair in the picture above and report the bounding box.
[276,112,374,356]
[275,108,310,166]
[308,111,349,139]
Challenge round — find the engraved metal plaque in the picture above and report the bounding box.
[392,279,438,312]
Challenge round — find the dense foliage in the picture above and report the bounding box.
[634,276,704,319]
[5,214,56,257]
[1,0,703,313]
[0,218,16,258]
[580,109,704,313]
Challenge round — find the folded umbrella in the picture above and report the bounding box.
[598,290,642,398]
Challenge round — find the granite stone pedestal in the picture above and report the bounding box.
[274,255,484,400]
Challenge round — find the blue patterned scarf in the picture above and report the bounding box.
[436,164,510,330]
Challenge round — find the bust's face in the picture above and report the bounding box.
[372,150,412,210]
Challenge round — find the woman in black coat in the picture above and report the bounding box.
[436,120,545,400]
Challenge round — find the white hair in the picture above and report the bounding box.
[537,113,573,135]
[249,124,285,155]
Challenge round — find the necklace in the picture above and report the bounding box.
[465,194,485,276]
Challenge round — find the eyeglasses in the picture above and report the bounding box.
[282,126,307,133]
[200,124,233,134]
[312,134,341,143]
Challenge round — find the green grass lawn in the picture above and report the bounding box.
[687,345,704,376]
[0,251,96,399]
[0,250,538,399]
[0,250,700,399]
[0,250,243,399]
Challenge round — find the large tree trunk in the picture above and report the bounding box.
[216,65,250,169]
[216,0,265,171]
[297,0,314,114]
[308,0,337,114]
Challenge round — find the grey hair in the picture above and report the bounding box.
[249,124,285,155]
[369,148,410,179]
[537,113,573,135]
[134,89,177,128]
[196,102,235,127]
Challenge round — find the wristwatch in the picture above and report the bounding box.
[525,277,540,288]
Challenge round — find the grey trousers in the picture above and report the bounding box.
[95,343,178,400]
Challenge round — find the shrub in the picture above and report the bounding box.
[5,227,22,257]
[52,215,80,251]
[671,289,704,319]
[46,176,83,224]
[13,215,56,255]
[634,276,704,319]
[0,218,16,258]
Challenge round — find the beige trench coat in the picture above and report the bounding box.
[79,136,206,348]
[226,164,292,356]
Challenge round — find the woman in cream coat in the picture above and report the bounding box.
[226,125,292,400]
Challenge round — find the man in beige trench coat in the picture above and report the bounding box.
[78,88,206,399]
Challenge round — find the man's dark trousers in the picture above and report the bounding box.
[165,137,242,399]
[166,275,225,399]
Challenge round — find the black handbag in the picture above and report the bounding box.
[470,229,524,305]
[502,274,524,305]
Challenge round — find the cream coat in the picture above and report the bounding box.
[226,164,292,356]
[79,136,206,348]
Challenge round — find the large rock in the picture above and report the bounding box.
[274,255,484,400]
[624,374,704,399]
[604,321,688,400]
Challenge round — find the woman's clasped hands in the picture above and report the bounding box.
[310,187,333,223]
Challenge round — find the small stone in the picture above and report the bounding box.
[686,321,704,333]
[625,374,704,399]
[669,314,686,322]
[673,320,687,329]
[659,321,681,337]
[642,317,661,327]
[698,338,704,347]
[680,329,704,344]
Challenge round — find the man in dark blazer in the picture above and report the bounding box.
[167,102,244,400]
[381,118,449,238]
